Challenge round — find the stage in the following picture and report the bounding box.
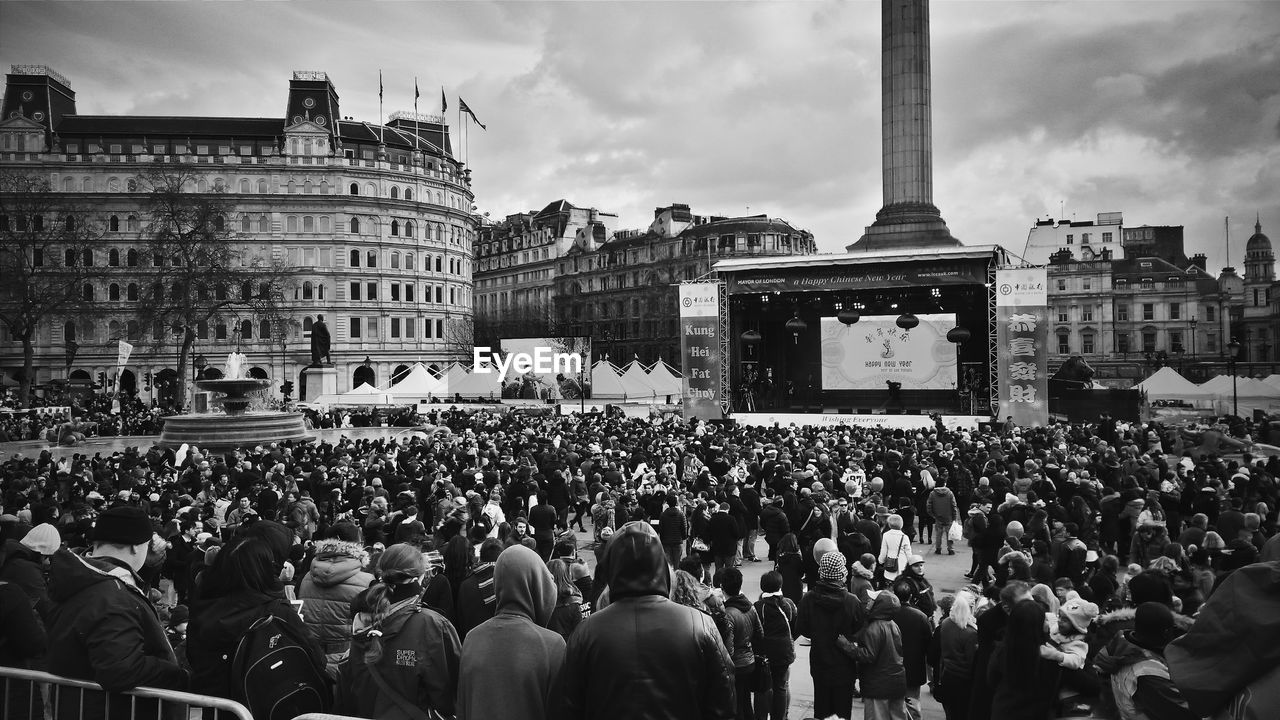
[733,412,988,431]
[698,244,1009,422]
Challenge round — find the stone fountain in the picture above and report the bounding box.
[158,353,310,450]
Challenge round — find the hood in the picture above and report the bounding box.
[2,537,41,564]
[603,522,670,600]
[493,544,556,627]
[308,539,368,587]
[1094,632,1158,675]
[47,548,141,603]
[725,593,753,613]
[811,580,851,609]
[929,487,951,498]
[868,591,901,621]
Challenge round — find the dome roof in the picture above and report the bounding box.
[1247,216,1271,253]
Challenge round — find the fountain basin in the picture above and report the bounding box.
[195,378,272,416]
[159,411,311,450]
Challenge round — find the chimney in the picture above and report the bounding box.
[1191,253,1207,272]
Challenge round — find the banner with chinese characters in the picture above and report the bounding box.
[996,268,1049,427]
[678,283,724,421]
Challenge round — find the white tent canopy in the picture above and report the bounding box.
[451,367,501,399]
[646,360,682,398]
[387,363,443,400]
[618,361,661,400]
[590,361,629,399]
[314,382,396,406]
[1135,367,1205,400]
[1197,374,1280,416]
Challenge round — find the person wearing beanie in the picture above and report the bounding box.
[458,545,565,720]
[797,550,865,719]
[338,543,461,719]
[0,521,56,612]
[45,505,187,719]
[1096,602,1197,720]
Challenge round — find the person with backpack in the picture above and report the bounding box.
[187,520,327,720]
[754,570,798,720]
[338,543,461,720]
[298,536,374,677]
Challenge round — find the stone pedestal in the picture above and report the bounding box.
[303,365,337,402]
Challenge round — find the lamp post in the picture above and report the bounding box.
[1228,338,1240,418]
[1189,317,1198,379]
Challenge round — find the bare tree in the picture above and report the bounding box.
[473,300,556,348]
[441,313,476,363]
[0,172,104,404]
[134,168,291,408]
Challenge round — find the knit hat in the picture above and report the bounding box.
[168,604,190,627]
[819,551,848,582]
[20,523,61,556]
[1060,597,1100,634]
[1127,570,1174,607]
[92,506,153,545]
[1129,602,1177,651]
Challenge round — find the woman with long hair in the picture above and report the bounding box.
[337,543,461,719]
[938,591,979,720]
[987,599,1061,719]
[775,533,805,608]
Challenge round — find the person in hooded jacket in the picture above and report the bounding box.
[458,544,565,720]
[753,570,797,720]
[839,590,908,720]
[298,536,374,676]
[456,538,504,637]
[719,567,766,720]
[45,506,188,720]
[563,521,735,720]
[1,521,58,613]
[186,520,323,711]
[338,542,460,719]
[797,551,865,720]
[1094,602,1196,720]
[0,574,46,719]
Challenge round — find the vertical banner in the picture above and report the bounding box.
[114,340,133,395]
[996,268,1049,427]
[679,283,723,421]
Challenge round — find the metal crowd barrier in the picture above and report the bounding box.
[0,665,253,720]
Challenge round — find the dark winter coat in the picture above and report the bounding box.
[848,592,907,699]
[297,539,373,665]
[796,580,865,676]
[708,511,741,557]
[658,506,689,546]
[892,603,933,689]
[455,561,498,638]
[0,538,49,612]
[45,550,187,720]
[753,594,798,666]
[724,593,764,669]
[760,504,790,545]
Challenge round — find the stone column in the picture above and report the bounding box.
[881,0,935,213]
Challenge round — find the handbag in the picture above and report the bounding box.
[753,654,773,692]
[883,533,906,574]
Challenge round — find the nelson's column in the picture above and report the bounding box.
[848,0,961,251]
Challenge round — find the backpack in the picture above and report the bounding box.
[231,614,330,720]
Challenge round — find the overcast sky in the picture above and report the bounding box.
[2,1,1277,272]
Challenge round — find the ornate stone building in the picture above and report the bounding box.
[553,203,816,366]
[0,66,477,402]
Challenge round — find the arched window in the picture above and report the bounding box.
[286,216,298,233]
[212,215,225,231]
[349,182,359,195]
[350,249,360,267]
[260,320,271,339]
[109,283,120,301]
[366,182,376,196]
[390,186,400,200]
[109,215,120,232]
[108,248,119,266]
[404,221,414,238]
[240,319,253,339]
[303,280,314,300]
[405,253,415,270]
[350,217,360,234]
[82,249,93,266]
[215,322,227,340]
[64,321,76,342]
[405,189,413,201]
[286,180,296,193]
[127,249,138,267]
[391,220,399,236]
[65,249,76,266]
[198,179,208,193]
[62,177,73,192]
[82,178,93,192]
[304,180,313,194]
[258,179,269,193]
[82,283,94,301]
[241,214,251,232]
[64,215,75,231]
[127,215,139,232]
[303,316,313,337]
[239,179,250,193]
[127,178,138,192]
[303,216,314,233]
[319,216,330,233]
[320,180,330,194]
[109,320,120,338]
[367,250,377,268]
[391,253,400,269]
[258,215,269,232]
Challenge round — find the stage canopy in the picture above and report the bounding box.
[1135,367,1206,401]
[387,363,443,400]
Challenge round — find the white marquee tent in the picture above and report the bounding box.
[590,361,630,399]
[314,382,397,406]
[646,360,683,399]
[387,363,443,401]
[1135,367,1207,402]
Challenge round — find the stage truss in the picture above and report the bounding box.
[987,259,999,415]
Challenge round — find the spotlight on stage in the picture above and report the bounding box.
[838,307,860,325]
[947,326,971,345]
[785,314,807,344]
[896,312,919,330]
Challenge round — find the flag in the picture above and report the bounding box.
[441,87,447,115]
[65,340,79,368]
[460,98,487,130]
[379,70,383,103]
[414,78,420,111]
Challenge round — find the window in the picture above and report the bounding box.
[1056,279,1067,291]
[349,282,360,301]
[303,281,314,300]
[391,220,399,236]
[350,183,359,195]
[350,217,360,234]
[1082,278,1091,291]
[1170,331,1184,353]
[260,319,272,340]
[367,282,377,300]
[350,249,360,267]
[1142,332,1156,353]
[259,179,269,193]
[405,316,415,338]
[303,316,313,337]
[435,286,443,303]
[109,283,120,301]
[1142,303,1154,321]
[390,187,399,200]
[366,317,379,339]
[65,249,76,267]
[436,319,444,338]
[1082,333,1095,354]
[405,284,414,302]
[1058,307,1069,323]
[109,249,120,266]
[216,323,228,340]
[240,320,253,340]
[367,251,377,268]
[350,317,361,338]
[435,256,442,273]
[1103,232,1113,243]
[109,215,120,232]
[259,216,269,232]
[1066,234,1073,245]
[127,283,139,301]
[391,318,401,338]
[1206,306,1215,321]
[1117,305,1129,322]
[287,216,298,233]
[1082,307,1094,322]
[1082,233,1091,244]
[391,253,400,269]
[405,253,414,271]
[1117,333,1130,354]
[302,216,314,233]
[391,283,400,302]
[1057,333,1070,354]
[241,214,252,233]
[1170,303,1181,320]
[405,221,414,238]
[1207,334,1218,352]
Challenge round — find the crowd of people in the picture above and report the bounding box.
[0,392,166,443]
[1,405,1280,720]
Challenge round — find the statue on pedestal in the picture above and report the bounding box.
[310,315,331,366]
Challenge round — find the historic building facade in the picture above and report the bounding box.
[0,66,477,402]
[552,203,816,366]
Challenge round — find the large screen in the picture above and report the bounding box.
[820,314,958,390]
[497,336,592,400]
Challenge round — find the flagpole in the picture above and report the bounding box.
[413,76,420,151]
[378,69,384,145]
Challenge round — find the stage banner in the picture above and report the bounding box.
[679,283,723,421]
[996,268,1049,427]
[726,264,987,295]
